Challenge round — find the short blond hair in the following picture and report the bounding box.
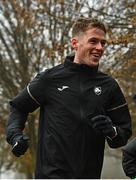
[72,17,107,37]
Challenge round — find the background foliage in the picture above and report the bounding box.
[0,0,135,178]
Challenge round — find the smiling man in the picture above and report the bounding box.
[71,22,106,67]
[6,17,132,179]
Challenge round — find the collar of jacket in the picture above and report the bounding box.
[64,54,98,75]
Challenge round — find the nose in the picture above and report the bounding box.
[96,42,103,50]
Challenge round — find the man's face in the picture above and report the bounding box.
[71,28,106,67]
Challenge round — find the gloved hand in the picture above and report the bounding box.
[91,115,117,139]
[122,151,136,179]
[11,133,29,157]
[122,138,136,179]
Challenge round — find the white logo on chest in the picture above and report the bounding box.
[58,86,69,91]
[94,87,102,95]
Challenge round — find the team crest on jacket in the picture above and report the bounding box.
[94,87,102,95]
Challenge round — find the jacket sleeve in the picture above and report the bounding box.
[6,70,50,143]
[123,138,136,156]
[106,80,132,148]
[122,138,136,178]
[6,106,28,144]
[9,71,50,113]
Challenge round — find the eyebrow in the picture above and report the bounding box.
[88,37,107,43]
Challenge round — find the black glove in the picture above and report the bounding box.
[122,151,136,179]
[122,138,136,179]
[8,132,29,157]
[91,115,117,139]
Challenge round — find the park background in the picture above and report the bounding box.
[0,0,135,178]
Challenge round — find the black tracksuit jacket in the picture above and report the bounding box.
[7,55,132,179]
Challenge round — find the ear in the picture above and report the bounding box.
[70,38,78,50]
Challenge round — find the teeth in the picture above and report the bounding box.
[92,54,100,57]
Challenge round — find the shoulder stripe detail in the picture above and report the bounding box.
[27,84,40,105]
[107,103,127,112]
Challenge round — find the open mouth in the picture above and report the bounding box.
[91,53,101,58]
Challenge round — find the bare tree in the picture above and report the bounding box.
[0,0,135,178]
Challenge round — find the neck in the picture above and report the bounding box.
[73,53,81,64]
